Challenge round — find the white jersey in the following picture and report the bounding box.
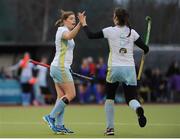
[10,60,34,83]
[102,26,139,67]
[51,26,75,69]
[37,65,48,87]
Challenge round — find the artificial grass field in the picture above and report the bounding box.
[0,104,180,138]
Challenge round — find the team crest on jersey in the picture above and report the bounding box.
[119,48,127,54]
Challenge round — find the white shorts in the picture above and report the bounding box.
[50,66,73,83]
[106,66,137,86]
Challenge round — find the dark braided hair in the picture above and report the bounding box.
[114,8,131,37]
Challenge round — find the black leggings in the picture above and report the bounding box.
[21,83,32,93]
[106,82,139,104]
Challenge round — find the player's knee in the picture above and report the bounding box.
[68,92,76,101]
[71,92,76,99]
[57,94,63,99]
[62,97,69,104]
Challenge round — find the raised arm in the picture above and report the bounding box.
[83,26,104,39]
[9,61,21,71]
[78,12,104,39]
[62,22,81,40]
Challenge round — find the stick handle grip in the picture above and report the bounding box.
[137,16,151,80]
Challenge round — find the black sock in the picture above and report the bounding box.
[62,97,69,105]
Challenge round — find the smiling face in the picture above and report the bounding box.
[63,14,76,30]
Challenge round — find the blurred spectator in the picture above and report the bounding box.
[96,57,107,80]
[166,60,180,77]
[9,52,34,106]
[94,57,107,104]
[137,68,153,102]
[80,58,90,76]
[144,68,153,80]
[36,57,53,104]
[167,61,180,102]
[168,74,180,102]
[93,82,105,104]
[137,67,169,103]
[150,68,165,102]
[77,81,91,103]
[87,57,96,76]
[78,58,91,103]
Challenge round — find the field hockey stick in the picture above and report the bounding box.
[137,16,152,80]
[29,59,94,81]
[29,59,50,68]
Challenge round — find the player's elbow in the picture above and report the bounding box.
[144,46,149,54]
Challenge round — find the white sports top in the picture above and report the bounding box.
[51,26,75,69]
[102,25,139,67]
[37,65,48,87]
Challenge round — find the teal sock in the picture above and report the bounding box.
[50,99,66,118]
[129,99,141,111]
[55,109,65,126]
[105,99,114,128]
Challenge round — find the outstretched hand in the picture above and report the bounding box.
[78,11,87,26]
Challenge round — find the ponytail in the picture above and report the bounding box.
[114,8,131,37]
[125,15,131,37]
[55,9,74,27]
[55,19,63,27]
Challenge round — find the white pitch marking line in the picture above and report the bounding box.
[0,122,180,126]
